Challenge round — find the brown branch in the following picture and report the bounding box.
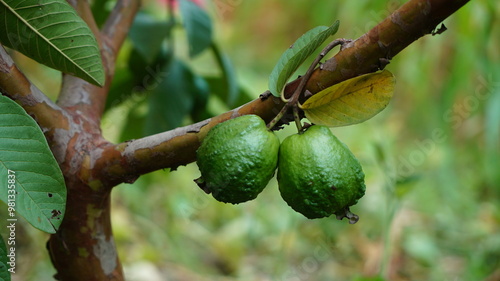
[57,0,140,124]
[101,0,141,70]
[286,0,471,96]
[93,96,284,186]
[0,45,70,145]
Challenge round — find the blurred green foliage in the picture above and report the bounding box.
[1,0,498,280]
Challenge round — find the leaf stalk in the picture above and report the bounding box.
[267,38,350,132]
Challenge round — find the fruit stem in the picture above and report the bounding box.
[335,207,359,224]
[266,101,290,130]
[267,38,351,131]
[293,105,303,133]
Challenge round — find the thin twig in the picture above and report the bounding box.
[267,39,349,130]
[293,105,303,132]
[293,38,349,106]
[102,0,141,64]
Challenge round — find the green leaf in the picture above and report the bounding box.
[144,59,195,135]
[105,45,172,112]
[190,75,210,122]
[104,67,136,112]
[204,76,253,107]
[268,20,339,97]
[128,12,172,64]
[0,95,66,234]
[179,0,213,57]
[0,236,10,281]
[211,44,239,106]
[118,102,147,142]
[0,0,105,86]
[302,70,395,127]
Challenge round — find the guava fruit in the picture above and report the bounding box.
[195,115,280,204]
[277,125,365,221]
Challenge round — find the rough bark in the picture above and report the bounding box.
[0,0,470,280]
[43,1,141,279]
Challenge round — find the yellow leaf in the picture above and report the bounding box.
[302,70,395,127]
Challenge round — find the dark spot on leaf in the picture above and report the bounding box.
[331,185,337,191]
[51,209,62,219]
[48,193,53,197]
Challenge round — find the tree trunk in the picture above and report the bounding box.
[48,186,122,280]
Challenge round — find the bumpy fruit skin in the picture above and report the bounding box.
[196,115,280,204]
[278,125,365,219]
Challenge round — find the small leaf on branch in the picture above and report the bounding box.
[0,94,67,234]
[302,70,395,127]
[268,20,340,97]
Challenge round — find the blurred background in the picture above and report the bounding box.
[2,0,499,280]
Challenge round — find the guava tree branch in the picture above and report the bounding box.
[93,95,284,186]
[102,0,142,62]
[57,0,140,124]
[0,45,70,139]
[291,0,471,95]
[94,0,470,186]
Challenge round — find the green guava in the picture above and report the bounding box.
[277,125,365,221]
[195,115,280,204]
